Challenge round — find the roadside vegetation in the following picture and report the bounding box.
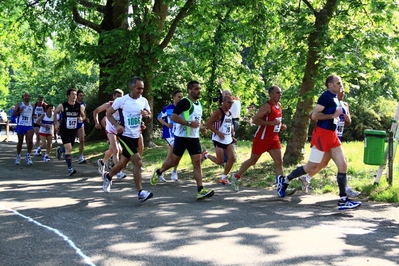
[81,139,399,203]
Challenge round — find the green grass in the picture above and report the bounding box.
[81,139,399,203]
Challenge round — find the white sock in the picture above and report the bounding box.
[221,174,227,180]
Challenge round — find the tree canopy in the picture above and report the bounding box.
[1,0,399,164]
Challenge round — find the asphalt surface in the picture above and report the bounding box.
[1,134,399,265]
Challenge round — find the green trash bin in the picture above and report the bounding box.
[363,129,386,165]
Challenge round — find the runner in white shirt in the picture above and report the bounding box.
[13,92,35,165]
[102,76,153,203]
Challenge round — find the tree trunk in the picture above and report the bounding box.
[283,0,339,165]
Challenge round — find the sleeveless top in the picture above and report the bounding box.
[174,98,202,138]
[17,102,34,127]
[39,112,54,135]
[33,103,46,123]
[254,100,282,141]
[60,102,81,130]
[105,100,121,135]
[211,108,233,144]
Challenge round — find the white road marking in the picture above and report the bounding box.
[1,205,96,266]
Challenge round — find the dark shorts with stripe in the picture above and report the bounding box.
[118,134,139,159]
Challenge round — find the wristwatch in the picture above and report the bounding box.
[187,121,192,127]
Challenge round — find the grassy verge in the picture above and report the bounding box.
[81,139,399,203]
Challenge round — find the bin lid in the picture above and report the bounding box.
[364,129,387,136]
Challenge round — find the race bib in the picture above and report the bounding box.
[273,118,282,132]
[66,117,78,129]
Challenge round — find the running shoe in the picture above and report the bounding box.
[276,175,288,197]
[43,155,51,162]
[299,175,310,193]
[159,175,166,183]
[116,171,127,180]
[97,159,105,175]
[68,167,77,176]
[151,169,160,186]
[338,198,361,210]
[78,157,86,164]
[102,172,112,192]
[56,146,62,160]
[25,154,33,165]
[105,158,113,172]
[170,172,178,181]
[138,190,153,203]
[35,147,41,156]
[219,178,231,185]
[231,173,240,192]
[346,187,361,197]
[15,154,20,165]
[197,187,214,200]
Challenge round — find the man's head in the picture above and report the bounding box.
[113,88,124,99]
[325,75,343,95]
[77,90,85,103]
[268,86,282,103]
[128,76,144,98]
[221,95,234,110]
[22,92,31,103]
[187,81,201,100]
[172,89,183,104]
[46,104,54,112]
[37,95,44,104]
[67,88,78,102]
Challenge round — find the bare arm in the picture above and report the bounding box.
[171,113,200,128]
[53,104,63,130]
[93,103,111,129]
[106,107,124,134]
[206,109,224,139]
[311,104,342,121]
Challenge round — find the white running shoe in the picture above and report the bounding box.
[299,175,310,194]
[138,190,153,203]
[43,155,51,162]
[15,155,20,165]
[78,157,86,164]
[159,175,166,183]
[116,171,127,180]
[25,154,33,165]
[102,172,112,193]
[105,159,113,172]
[170,172,178,181]
[346,187,361,197]
[97,159,105,175]
[35,147,41,156]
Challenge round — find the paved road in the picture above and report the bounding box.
[1,140,398,266]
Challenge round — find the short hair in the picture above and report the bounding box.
[222,90,232,96]
[67,88,77,96]
[268,86,280,93]
[325,75,338,88]
[77,90,84,95]
[173,89,183,97]
[45,104,54,110]
[129,76,144,87]
[113,89,124,96]
[38,94,44,98]
[187,80,199,91]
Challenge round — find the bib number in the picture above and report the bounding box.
[66,117,77,129]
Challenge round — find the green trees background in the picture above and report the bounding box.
[1,0,399,166]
